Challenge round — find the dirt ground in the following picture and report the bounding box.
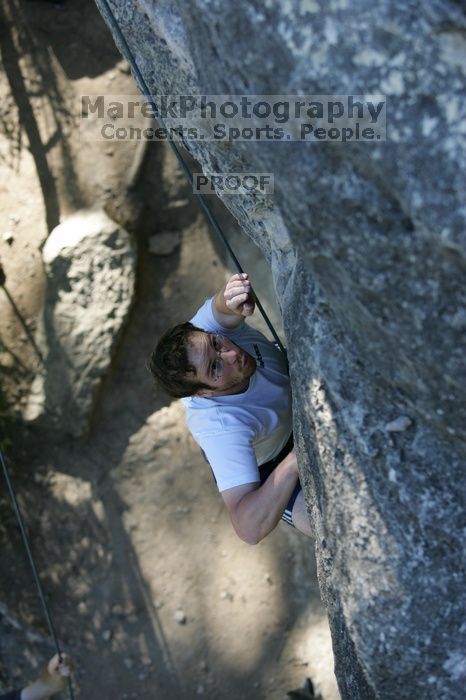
[0,2,339,699]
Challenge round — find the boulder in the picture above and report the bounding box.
[95,2,466,698]
[24,209,136,436]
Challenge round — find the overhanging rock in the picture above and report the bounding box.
[24,209,136,436]
[94,1,466,698]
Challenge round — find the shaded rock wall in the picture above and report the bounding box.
[95,1,466,698]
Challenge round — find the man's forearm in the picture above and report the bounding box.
[232,453,298,544]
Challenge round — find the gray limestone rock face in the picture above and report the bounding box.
[94,1,466,698]
[24,209,136,436]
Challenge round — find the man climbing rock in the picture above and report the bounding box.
[150,272,312,543]
[0,653,73,700]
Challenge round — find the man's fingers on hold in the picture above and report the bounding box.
[230,272,248,282]
[231,273,248,284]
[226,279,250,291]
[226,289,250,302]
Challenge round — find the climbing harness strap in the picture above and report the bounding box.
[98,0,287,358]
[0,449,75,700]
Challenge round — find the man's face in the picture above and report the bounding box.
[187,331,257,396]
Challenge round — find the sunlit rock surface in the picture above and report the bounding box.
[95,1,466,698]
[24,209,136,435]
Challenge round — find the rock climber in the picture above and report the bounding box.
[149,272,312,544]
[0,653,73,700]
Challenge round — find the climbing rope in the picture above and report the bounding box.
[98,0,287,358]
[0,448,75,700]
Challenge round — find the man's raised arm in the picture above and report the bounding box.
[213,273,256,329]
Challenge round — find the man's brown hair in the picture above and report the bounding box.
[149,322,212,398]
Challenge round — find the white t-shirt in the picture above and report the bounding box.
[181,298,292,492]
